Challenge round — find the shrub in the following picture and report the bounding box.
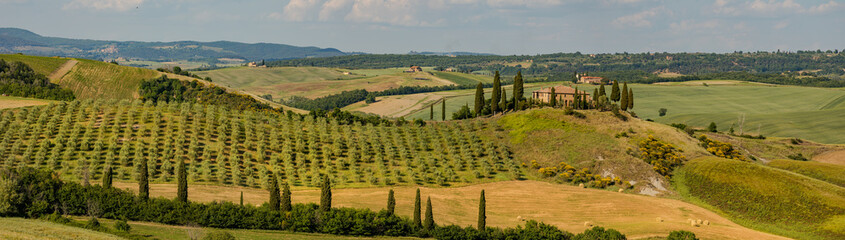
[658,108,667,117]
[574,226,626,240]
[667,230,698,240]
[787,153,809,161]
[85,217,101,229]
[114,219,131,232]
[638,135,686,178]
[203,230,236,240]
[698,136,746,161]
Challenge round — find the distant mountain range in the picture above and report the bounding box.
[407,51,495,56]
[0,28,347,63]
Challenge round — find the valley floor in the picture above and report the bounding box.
[113,180,786,240]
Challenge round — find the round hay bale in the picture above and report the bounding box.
[703,220,710,226]
[696,219,702,225]
[584,221,593,227]
[517,216,524,221]
[617,188,624,193]
[579,183,585,188]
[655,217,663,222]
[690,221,699,227]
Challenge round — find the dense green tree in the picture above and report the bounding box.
[549,87,557,107]
[268,173,280,211]
[599,83,606,97]
[413,189,422,228]
[441,100,446,121]
[474,83,484,117]
[281,181,292,212]
[478,190,486,230]
[320,175,331,212]
[592,89,599,102]
[620,82,629,111]
[176,157,188,203]
[491,71,501,113]
[628,88,634,110]
[573,88,580,109]
[429,105,433,120]
[103,163,113,188]
[500,88,507,111]
[424,197,435,231]
[708,122,718,132]
[611,80,620,102]
[387,189,396,215]
[139,155,148,200]
[513,71,524,104]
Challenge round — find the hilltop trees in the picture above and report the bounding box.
[620,82,628,111]
[474,83,485,117]
[491,71,501,113]
[512,71,524,110]
[611,80,620,102]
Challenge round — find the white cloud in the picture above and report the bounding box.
[807,0,841,13]
[748,0,801,13]
[282,0,322,21]
[318,0,353,21]
[773,20,789,29]
[63,0,144,12]
[612,6,667,28]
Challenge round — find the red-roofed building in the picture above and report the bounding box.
[532,86,590,106]
[579,76,604,84]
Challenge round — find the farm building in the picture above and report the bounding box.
[405,66,423,73]
[578,76,604,84]
[532,86,590,106]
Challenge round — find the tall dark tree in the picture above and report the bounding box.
[240,192,244,206]
[620,82,629,111]
[424,197,435,231]
[474,83,484,117]
[500,88,507,111]
[593,88,599,102]
[611,80,620,102]
[429,104,433,120]
[139,155,149,200]
[491,71,501,113]
[413,189,422,228]
[268,173,280,211]
[628,88,634,110]
[387,189,396,215]
[549,86,557,107]
[599,83,607,97]
[573,88,580,109]
[281,181,292,212]
[320,175,332,212]
[176,156,188,203]
[478,190,486,230]
[441,100,446,121]
[513,71,524,105]
[103,163,113,188]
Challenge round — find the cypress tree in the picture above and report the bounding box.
[592,88,599,102]
[491,71,501,113]
[599,83,607,97]
[387,189,396,215]
[139,155,149,200]
[474,82,484,117]
[478,190,486,230]
[176,157,188,203]
[441,100,446,121]
[611,80,620,102]
[103,163,113,188]
[413,189,422,228]
[424,197,435,231]
[500,88,507,111]
[628,88,634,110]
[620,82,629,111]
[320,175,331,212]
[240,192,244,206]
[430,104,433,120]
[573,88,579,109]
[269,173,280,211]
[548,87,557,107]
[513,71,524,104]
[281,181,292,212]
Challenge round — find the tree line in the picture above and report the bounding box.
[0,60,75,101]
[0,166,700,240]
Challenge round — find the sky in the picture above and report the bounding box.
[1,0,843,55]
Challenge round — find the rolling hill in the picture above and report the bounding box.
[0,28,346,65]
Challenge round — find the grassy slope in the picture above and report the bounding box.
[0,54,68,75]
[431,71,492,85]
[196,67,459,100]
[768,159,845,188]
[111,180,787,240]
[56,58,161,100]
[675,157,845,239]
[702,132,844,162]
[0,218,123,240]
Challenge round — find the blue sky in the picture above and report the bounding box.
[1,0,843,55]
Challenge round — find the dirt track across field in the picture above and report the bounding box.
[48,59,77,81]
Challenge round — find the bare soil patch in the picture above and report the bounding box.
[815,150,845,166]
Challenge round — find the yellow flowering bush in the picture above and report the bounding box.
[638,135,687,178]
[698,135,747,161]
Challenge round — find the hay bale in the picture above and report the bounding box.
[696,219,702,225]
[655,217,663,222]
[517,216,524,221]
[584,221,593,227]
[618,188,624,193]
[703,220,710,226]
[578,183,585,188]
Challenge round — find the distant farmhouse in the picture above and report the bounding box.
[577,73,604,84]
[532,86,590,106]
[247,62,266,68]
[404,66,423,73]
